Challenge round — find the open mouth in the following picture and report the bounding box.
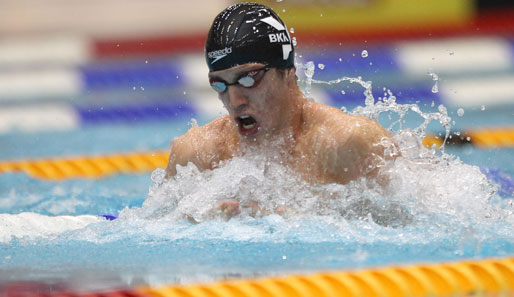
[237,115,259,135]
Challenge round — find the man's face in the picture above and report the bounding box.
[208,63,291,141]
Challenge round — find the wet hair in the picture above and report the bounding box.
[205,2,295,72]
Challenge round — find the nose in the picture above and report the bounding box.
[226,85,249,110]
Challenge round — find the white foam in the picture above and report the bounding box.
[0,212,102,243]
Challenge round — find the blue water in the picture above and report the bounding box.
[1,104,513,290]
[1,47,514,292]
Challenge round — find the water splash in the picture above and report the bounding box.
[427,68,439,94]
[114,61,514,240]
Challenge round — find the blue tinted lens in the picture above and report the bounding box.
[238,76,255,87]
[211,81,227,92]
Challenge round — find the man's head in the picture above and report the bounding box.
[205,3,301,142]
[205,2,294,72]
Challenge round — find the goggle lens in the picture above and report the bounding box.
[209,67,268,93]
[210,81,227,92]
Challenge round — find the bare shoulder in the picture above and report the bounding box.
[301,102,397,183]
[304,101,391,145]
[166,116,238,177]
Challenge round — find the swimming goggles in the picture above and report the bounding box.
[209,66,270,93]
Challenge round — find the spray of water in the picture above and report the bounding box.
[118,60,512,236]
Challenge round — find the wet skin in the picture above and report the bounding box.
[166,63,398,218]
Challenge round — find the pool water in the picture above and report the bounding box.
[1,45,514,292]
[1,98,513,292]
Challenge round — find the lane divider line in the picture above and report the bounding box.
[422,127,514,148]
[1,127,514,180]
[0,151,169,180]
[136,257,514,297]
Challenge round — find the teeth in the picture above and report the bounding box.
[238,115,256,130]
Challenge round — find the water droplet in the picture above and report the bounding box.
[320,13,323,17]
[455,131,461,136]
[292,37,297,46]
[140,86,145,91]
[341,90,346,95]
[466,136,471,141]
[290,27,294,33]
[431,83,439,93]
[449,52,454,56]
[369,62,373,66]
[457,108,464,117]
[340,106,347,112]
[145,60,148,64]
[183,91,187,95]
[282,255,287,260]
[338,58,342,62]
[427,69,439,93]
[132,86,136,91]
[481,105,486,111]
[318,63,325,70]
[282,9,286,12]
[361,50,368,58]
[276,0,283,2]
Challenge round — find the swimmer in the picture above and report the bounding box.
[166,2,399,218]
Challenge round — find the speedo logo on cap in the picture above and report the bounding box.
[208,47,232,64]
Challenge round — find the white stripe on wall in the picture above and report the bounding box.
[0,68,82,100]
[0,104,79,134]
[395,37,513,75]
[440,75,514,107]
[0,35,91,67]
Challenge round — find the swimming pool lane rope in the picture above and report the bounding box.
[422,127,514,148]
[39,257,513,297]
[0,128,513,180]
[0,150,170,180]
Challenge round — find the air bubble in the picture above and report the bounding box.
[457,108,464,117]
[318,63,325,70]
[290,27,294,33]
[481,105,486,111]
[361,50,368,58]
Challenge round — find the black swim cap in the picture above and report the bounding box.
[205,2,294,72]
